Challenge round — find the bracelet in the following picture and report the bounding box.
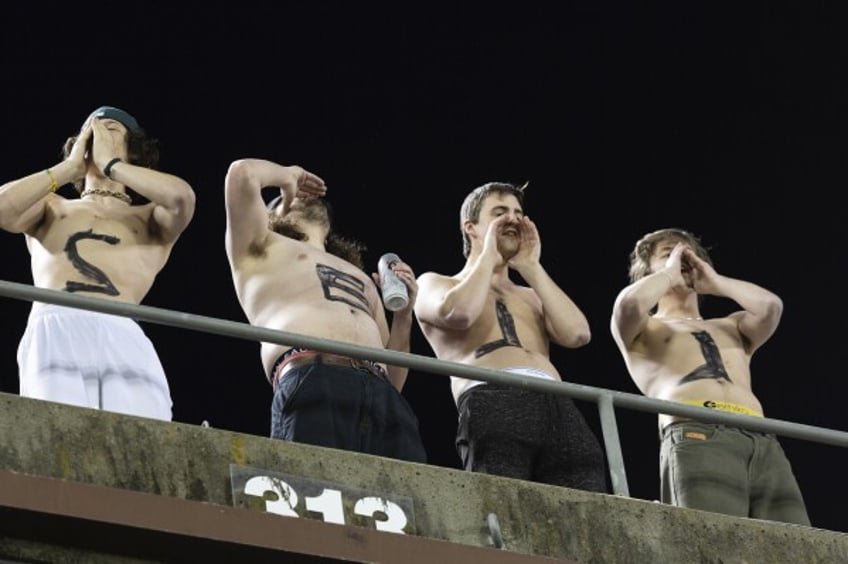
[45,169,58,192]
[103,158,122,178]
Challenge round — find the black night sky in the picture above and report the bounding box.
[1,3,845,533]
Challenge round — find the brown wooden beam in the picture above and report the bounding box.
[0,470,570,563]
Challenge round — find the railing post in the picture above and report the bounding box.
[598,393,629,497]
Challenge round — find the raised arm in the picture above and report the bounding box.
[508,216,590,348]
[414,215,511,330]
[684,247,782,353]
[90,119,195,243]
[611,242,687,350]
[0,126,91,234]
[224,159,326,264]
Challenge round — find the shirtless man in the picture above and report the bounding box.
[414,181,607,491]
[0,106,196,421]
[224,158,426,462]
[610,227,809,525]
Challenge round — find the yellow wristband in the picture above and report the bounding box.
[45,169,58,192]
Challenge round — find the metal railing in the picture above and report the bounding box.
[2,280,846,497]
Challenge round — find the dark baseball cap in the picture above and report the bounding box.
[87,106,141,133]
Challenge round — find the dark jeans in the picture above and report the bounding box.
[272,363,427,463]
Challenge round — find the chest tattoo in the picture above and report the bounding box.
[63,229,121,296]
[315,263,370,315]
[474,299,523,358]
[678,330,732,385]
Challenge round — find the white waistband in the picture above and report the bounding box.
[502,367,557,381]
[454,366,557,397]
[27,301,133,324]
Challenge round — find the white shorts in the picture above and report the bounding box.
[17,303,173,421]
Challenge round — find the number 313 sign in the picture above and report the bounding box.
[229,464,417,535]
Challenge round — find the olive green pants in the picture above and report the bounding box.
[660,422,810,526]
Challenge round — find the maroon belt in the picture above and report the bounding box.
[272,352,388,389]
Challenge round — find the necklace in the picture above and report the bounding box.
[658,315,703,321]
[80,187,132,205]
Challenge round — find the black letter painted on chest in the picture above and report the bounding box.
[315,263,370,314]
[63,229,120,295]
[678,330,732,385]
[474,299,523,358]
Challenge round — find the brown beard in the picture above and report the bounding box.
[269,219,309,242]
[265,202,367,270]
[267,198,330,241]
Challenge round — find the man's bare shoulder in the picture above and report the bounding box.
[418,270,464,283]
[417,270,462,291]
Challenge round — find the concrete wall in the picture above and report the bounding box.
[0,393,844,563]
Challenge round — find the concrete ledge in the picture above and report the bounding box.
[0,393,845,562]
[0,469,566,563]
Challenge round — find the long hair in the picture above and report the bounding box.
[268,198,367,270]
[325,233,367,271]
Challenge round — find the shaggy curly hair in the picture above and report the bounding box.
[627,227,713,283]
[267,197,367,270]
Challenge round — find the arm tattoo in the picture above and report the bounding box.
[63,229,120,296]
[678,330,732,385]
[315,263,371,315]
[474,299,523,358]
